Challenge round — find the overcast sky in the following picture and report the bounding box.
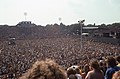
[0,0,120,26]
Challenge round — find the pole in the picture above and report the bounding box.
[80,23,82,52]
[78,20,85,52]
[25,15,26,20]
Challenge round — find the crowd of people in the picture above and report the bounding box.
[20,56,120,79]
[0,36,120,79]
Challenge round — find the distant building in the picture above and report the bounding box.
[83,27,98,29]
[97,27,120,39]
[16,21,36,27]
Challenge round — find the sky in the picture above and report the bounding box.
[0,0,120,26]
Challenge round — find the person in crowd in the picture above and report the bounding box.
[67,65,82,79]
[69,74,77,79]
[112,70,120,79]
[99,60,107,75]
[116,55,120,67]
[85,59,104,79]
[105,56,120,79]
[81,64,90,79]
[19,59,67,79]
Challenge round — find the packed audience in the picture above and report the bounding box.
[0,36,120,79]
[19,59,67,79]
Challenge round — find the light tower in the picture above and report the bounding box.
[24,12,27,21]
[58,17,62,25]
[78,19,85,52]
